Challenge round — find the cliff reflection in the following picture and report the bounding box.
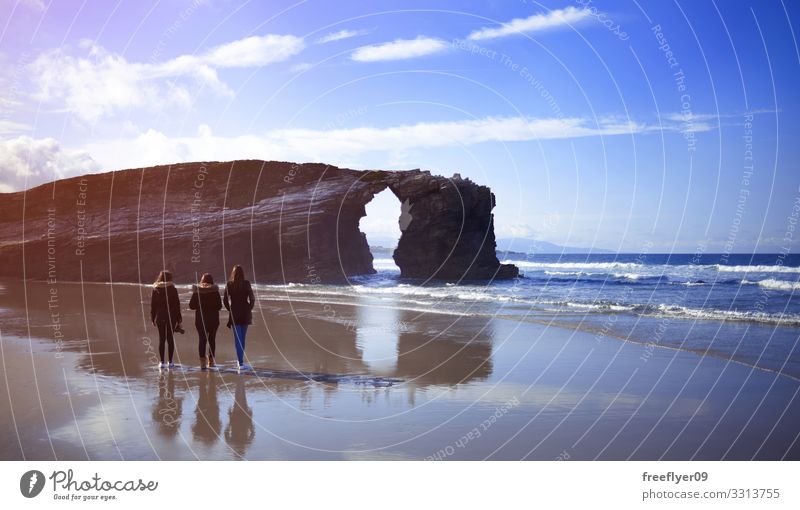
[261,300,495,387]
[393,309,494,385]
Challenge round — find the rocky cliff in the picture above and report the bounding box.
[0,160,518,284]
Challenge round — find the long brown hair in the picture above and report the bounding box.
[228,265,245,287]
[154,270,173,284]
[199,273,214,285]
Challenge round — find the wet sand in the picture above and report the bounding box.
[1,278,798,460]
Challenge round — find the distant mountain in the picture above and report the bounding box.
[365,236,399,249]
[370,238,612,257]
[496,238,613,255]
[369,245,395,257]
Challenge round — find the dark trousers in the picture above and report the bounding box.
[197,322,219,358]
[156,320,175,363]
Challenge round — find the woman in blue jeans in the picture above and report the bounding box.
[223,265,255,370]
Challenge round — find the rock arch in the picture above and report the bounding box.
[0,160,518,283]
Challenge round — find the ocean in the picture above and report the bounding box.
[255,252,800,380]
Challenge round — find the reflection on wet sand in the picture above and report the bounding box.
[152,371,183,439]
[394,309,493,386]
[1,278,498,459]
[259,301,495,387]
[0,280,496,388]
[224,378,254,458]
[192,373,222,446]
[356,301,400,374]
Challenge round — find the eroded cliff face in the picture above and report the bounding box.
[0,160,518,283]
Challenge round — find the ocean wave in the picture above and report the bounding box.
[679,281,708,287]
[541,270,656,281]
[543,270,589,276]
[541,300,800,325]
[612,273,667,282]
[257,282,504,304]
[503,260,800,275]
[676,278,755,287]
[710,264,800,273]
[535,270,667,286]
[535,270,783,289]
[559,301,634,312]
[373,258,400,271]
[504,260,644,270]
[646,304,800,326]
[253,275,800,327]
[255,284,800,326]
[744,278,800,292]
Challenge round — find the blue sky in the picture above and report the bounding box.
[1,0,799,252]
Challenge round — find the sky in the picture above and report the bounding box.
[1,0,799,253]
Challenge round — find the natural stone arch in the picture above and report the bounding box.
[0,161,518,283]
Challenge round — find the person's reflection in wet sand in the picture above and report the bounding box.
[192,372,222,445]
[224,377,254,458]
[151,371,183,438]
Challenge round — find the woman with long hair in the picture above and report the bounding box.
[150,270,182,368]
[189,273,222,370]
[223,265,255,370]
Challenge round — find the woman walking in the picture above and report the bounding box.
[223,265,255,371]
[189,273,222,370]
[150,270,182,369]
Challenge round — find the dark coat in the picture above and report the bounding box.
[223,280,255,326]
[189,283,222,328]
[150,282,182,324]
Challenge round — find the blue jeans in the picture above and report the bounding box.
[233,324,248,364]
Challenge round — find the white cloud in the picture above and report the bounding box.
[0,136,99,192]
[495,223,537,238]
[288,62,313,74]
[19,0,46,12]
[197,123,213,138]
[2,113,699,191]
[265,116,651,151]
[0,97,23,110]
[30,44,166,123]
[0,120,31,135]
[467,6,591,41]
[663,112,719,123]
[317,28,370,44]
[27,34,304,123]
[663,109,777,125]
[201,34,305,68]
[351,36,448,62]
[661,111,752,135]
[79,116,665,173]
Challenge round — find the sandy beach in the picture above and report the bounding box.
[1,277,798,460]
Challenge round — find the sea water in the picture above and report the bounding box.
[255,253,800,380]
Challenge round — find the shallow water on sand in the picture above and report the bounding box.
[1,279,798,460]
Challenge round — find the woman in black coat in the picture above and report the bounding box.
[150,270,182,368]
[223,265,255,370]
[189,273,222,369]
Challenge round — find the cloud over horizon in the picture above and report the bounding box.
[317,28,371,44]
[0,136,99,193]
[27,34,305,123]
[351,36,448,62]
[0,114,693,192]
[467,6,591,41]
